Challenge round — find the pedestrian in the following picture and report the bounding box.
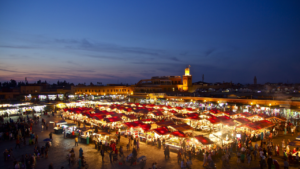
[177,151,182,163]
[237,151,241,163]
[180,159,186,169]
[241,152,245,163]
[49,132,52,139]
[79,148,83,157]
[267,156,273,169]
[100,149,105,161]
[109,150,113,163]
[48,163,53,169]
[260,156,266,169]
[15,138,21,149]
[119,146,124,156]
[75,137,78,146]
[283,159,289,169]
[140,159,146,169]
[35,134,38,144]
[253,149,257,160]
[164,146,170,159]
[247,153,252,166]
[186,158,192,169]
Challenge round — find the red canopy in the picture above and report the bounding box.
[124,114,138,120]
[168,110,177,114]
[242,120,274,130]
[207,118,221,124]
[223,111,237,116]
[217,116,235,126]
[209,109,222,115]
[234,118,251,124]
[140,118,157,123]
[92,115,105,120]
[240,112,255,117]
[151,111,163,116]
[156,121,175,127]
[153,127,169,135]
[185,108,195,111]
[194,135,214,145]
[139,124,151,131]
[103,116,122,123]
[165,106,173,109]
[175,107,183,110]
[124,121,143,128]
[171,131,187,137]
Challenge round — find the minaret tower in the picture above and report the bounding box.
[182,65,192,91]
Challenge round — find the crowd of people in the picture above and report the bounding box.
[0,113,55,169]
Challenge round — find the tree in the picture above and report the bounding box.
[10,79,17,87]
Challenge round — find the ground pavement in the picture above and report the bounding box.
[1,115,299,169]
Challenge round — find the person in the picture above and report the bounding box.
[78,157,82,168]
[164,145,170,159]
[49,132,52,139]
[100,149,105,161]
[109,150,113,163]
[75,137,78,147]
[253,149,257,160]
[152,162,157,169]
[48,163,54,169]
[267,156,273,169]
[180,159,186,169]
[79,148,83,157]
[283,159,289,169]
[237,151,241,163]
[247,152,252,166]
[119,146,123,156]
[177,151,182,163]
[260,156,266,169]
[35,134,38,144]
[241,152,245,163]
[140,158,146,169]
[15,138,21,149]
[186,158,192,169]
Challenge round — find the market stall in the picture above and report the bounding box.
[165,131,187,151]
[79,128,94,144]
[52,120,68,134]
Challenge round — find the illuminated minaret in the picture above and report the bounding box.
[182,65,192,91]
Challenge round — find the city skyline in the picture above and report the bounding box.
[1,1,300,84]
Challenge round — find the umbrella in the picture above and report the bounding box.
[288,140,300,147]
[43,138,52,142]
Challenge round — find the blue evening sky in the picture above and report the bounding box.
[0,0,300,84]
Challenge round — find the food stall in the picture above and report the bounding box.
[93,131,111,143]
[192,135,214,151]
[63,123,77,138]
[79,128,94,144]
[123,121,151,142]
[122,114,138,122]
[52,120,68,134]
[165,131,187,152]
[237,120,275,141]
[234,118,251,125]
[168,123,194,136]
[150,127,170,142]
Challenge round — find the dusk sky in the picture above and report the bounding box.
[0,1,300,85]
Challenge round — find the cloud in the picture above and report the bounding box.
[0,45,34,49]
[0,68,20,73]
[204,48,216,57]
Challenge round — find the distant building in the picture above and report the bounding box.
[254,76,257,85]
